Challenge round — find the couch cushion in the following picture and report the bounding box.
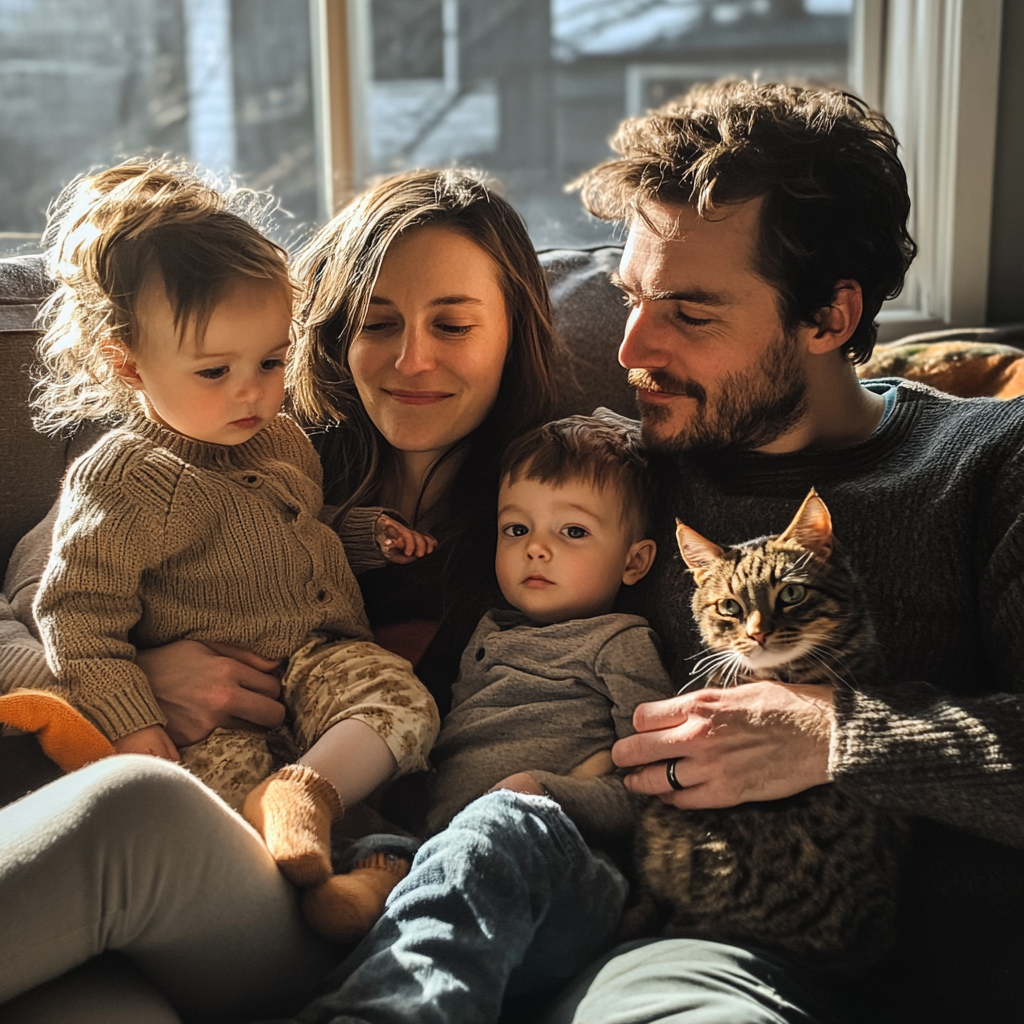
[0,254,52,307]
[858,326,1024,399]
[538,247,636,419]
[0,255,102,576]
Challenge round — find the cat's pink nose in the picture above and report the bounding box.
[749,632,768,646]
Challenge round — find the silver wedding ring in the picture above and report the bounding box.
[665,757,685,791]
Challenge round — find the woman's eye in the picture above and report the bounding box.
[562,525,588,539]
[502,523,528,537]
[716,598,742,617]
[196,366,228,380]
[778,584,807,606]
[361,320,395,334]
[436,322,472,336]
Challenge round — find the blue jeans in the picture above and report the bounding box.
[281,789,628,1024]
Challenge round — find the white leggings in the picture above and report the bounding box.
[0,756,341,1023]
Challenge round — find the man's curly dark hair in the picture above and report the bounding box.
[574,80,917,363]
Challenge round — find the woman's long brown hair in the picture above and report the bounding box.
[291,168,561,521]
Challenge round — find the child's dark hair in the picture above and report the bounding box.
[33,158,291,434]
[500,415,654,537]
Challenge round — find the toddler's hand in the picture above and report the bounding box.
[489,771,547,797]
[374,514,437,564]
[113,724,180,761]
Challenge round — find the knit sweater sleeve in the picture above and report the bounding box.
[322,506,407,575]
[32,443,191,740]
[831,445,1024,848]
[530,622,675,846]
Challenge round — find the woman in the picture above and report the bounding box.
[0,168,562,1022]
[294,168,560,716]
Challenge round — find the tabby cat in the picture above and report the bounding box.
[626,489,906,974]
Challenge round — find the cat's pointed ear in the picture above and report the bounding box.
[675,519,724,583]
[777,488,833,561]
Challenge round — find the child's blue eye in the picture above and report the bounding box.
[196,366,228,380]
[261,358,284,371]
[502,524,528,537]
[562,525,588,539]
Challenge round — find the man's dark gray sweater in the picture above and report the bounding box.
[618,380,1024,993]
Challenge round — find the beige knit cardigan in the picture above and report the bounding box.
[34,415,378,740]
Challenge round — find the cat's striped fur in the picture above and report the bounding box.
[626,491,906,974]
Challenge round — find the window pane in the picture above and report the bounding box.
[0,0,319,254]
[366,0,853,248]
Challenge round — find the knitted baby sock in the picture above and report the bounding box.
[242,764,343,886]
[301,852,411,943]
[0,690,114,771]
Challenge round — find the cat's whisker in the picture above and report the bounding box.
[803,648,856,691]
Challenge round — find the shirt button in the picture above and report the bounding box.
[475,647,485,661]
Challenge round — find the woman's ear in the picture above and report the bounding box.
[101,340,144,390]
[804,279,863,356]
[622,538,657,586]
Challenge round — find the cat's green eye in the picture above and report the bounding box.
[716,598,743,617]
[778,584,807,606]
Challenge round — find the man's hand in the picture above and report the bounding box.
[113,724,180,761]
[374,514,437,565]
[613,681,835,808]
[489,771,547,796]
[136,640,285,748]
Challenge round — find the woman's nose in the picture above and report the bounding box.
[618,303,671,371]
[394,325,437,376]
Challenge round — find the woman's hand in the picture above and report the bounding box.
[613,681,835,809]
[374,514,437,565]
[136,640,285,748]
[113,724,180,761]
[489,771,547,796]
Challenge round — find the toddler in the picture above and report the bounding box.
[29,160,440,913]
[306,414,674,961]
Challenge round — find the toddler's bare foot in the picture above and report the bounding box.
[302,852,410,943]
[243,764,342,886]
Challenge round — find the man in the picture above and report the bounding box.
[553,80,1024,1023]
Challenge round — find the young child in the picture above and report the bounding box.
[306,414,674,949]
[28,160,440,904]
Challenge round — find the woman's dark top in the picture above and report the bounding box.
[313,426,501,719]
[358,556,497,718]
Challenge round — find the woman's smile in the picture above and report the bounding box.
[384,388,455,405]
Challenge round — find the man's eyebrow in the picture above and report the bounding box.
[367,295,483,307]
[610,271,727,307]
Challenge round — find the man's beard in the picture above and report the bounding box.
[628,330,809,455]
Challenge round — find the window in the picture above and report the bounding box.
[0,0,320,252]
[0,0,1005,335]
[358,0,856,248]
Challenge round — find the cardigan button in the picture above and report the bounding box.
[475,647,485,661]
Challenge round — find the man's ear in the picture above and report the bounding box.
[101,340,144,390]
[805,279,863,356]
[622,538,657,586]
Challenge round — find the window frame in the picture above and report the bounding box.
[316,0,1005,335]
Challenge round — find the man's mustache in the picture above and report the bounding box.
[626,369,706,404]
